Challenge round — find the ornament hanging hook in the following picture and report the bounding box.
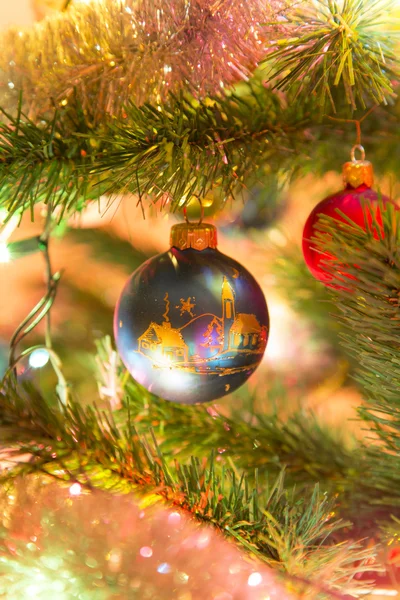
[183,194,204,225]
[326,105,378,164]
[350,144,366,162]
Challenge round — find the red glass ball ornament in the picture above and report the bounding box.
[302,183,389,284]
[302,148,395,286]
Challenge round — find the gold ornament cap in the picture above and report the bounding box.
[171,196,217,251]
[342,145,374,189]
[170,222,218,251]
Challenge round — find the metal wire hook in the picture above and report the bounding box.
[350,144,366,162]
[183,194,204,225]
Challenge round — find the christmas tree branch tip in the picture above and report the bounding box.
[0,382,378,595]
[312,203,400,436]
[265,0,399,112]
[0,85,312,218]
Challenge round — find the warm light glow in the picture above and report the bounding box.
[248,572,262,587]
[264,300,292,362]
[0,211,19,243]
[29,348,50,369]
[0,242,10,263]
[74,0,126,4]
[69,483,82,496]
[357,590,399,597]
[139,546,153,558]
[167,512,181,526]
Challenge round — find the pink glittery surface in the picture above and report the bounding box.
[0,475,295,599]
[1,0,288,120]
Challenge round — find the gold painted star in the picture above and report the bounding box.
[177,297,195,317]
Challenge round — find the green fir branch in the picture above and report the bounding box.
[119,379,360,488]
[3,369,400,526]
[121,381,400,522]
[0,84,313,219]
[314,203,400,425]
[266,0,398,112]
[0,107,99,220]
[0,382,377,592]
[2,82,400,222]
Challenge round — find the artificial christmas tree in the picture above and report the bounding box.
[1,0,400,598]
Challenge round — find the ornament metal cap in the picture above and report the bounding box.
[170,222,218,251]
[342,144,374,189]
[170,198,217,251]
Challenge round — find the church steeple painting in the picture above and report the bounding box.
[134,275,268,374]
[222,276,235,350]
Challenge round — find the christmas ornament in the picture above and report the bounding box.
[302,145,391,284]
[114,212,269,404]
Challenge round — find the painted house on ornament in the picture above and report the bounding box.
[138,321,189,363]
[138,277,264,367]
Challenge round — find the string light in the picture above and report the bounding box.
[69,483,82,496]
[29,348,50,369]
[157,562,171,574]
[0,242,10,263]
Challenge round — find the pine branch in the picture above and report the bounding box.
[3,367,400,526]
[89,89,310,206]
[2,81,400,221]
[120,380,400,525]
[0,382,377,593]
[120,380,361,489]
[265,0,398,112]
[0,106,100,219]
[0,85,313,218]
[314,204,400,429]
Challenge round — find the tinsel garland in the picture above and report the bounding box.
[0,0,287,123]
[0,475,293,600]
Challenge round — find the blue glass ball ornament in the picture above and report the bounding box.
[114,222,269,404]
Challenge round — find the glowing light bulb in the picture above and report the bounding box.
[29,349,50,369]
[0,242,10,263]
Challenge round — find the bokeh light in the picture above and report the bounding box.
[29,348,50,369]
[0,242,10,263]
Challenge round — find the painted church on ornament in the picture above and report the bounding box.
[138,277,265,364]
[221,277,263,352]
